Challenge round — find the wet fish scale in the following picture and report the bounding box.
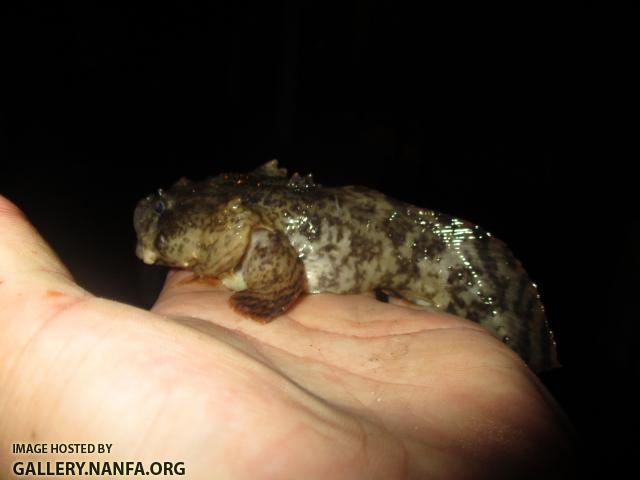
[134,160,559,372]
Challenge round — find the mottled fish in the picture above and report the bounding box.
[134,160,559,372]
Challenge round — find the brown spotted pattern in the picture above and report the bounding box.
[229,230,305,320]
[134,160,558,372]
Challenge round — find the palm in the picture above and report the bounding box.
[0,197,573,479]
[149,271,570,478]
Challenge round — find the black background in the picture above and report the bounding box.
[1,2,636,478]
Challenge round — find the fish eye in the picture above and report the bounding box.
[154,200,166,215]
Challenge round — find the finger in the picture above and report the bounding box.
[151,263,485,337]
[288,292,485,336]
[153,266,483,341]
[0,195,72,280]
[162,269,225,291]
[0,195,77,291]
[151,269,233,317]
[153,269,228,306]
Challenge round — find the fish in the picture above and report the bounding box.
[134,160,559,372]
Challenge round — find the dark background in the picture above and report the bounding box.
[1,2,636,478]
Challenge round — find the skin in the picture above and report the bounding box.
[0,195,575,479]
[134,162,558,372]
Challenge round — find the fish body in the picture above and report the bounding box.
[134,160,558,372]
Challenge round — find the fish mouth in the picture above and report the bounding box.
[136,243,159,264]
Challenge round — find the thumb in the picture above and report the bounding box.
[0,195,77,291]
[0,194,88,349]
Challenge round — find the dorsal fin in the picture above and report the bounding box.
[251,159,288,178]
[288,172,317,189]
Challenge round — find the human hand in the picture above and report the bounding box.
[0,195,574,479]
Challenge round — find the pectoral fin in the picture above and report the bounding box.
[230,230,305,321]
